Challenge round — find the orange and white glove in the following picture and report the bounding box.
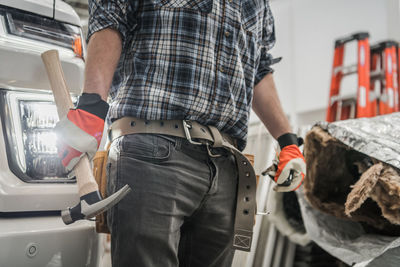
[55,93,109,171]
[263,133,306,192]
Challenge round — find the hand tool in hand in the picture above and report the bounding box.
[262,133,306,192]
[41,50,131,225]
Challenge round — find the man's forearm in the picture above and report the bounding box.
[83,28,123,101]
[252,73,292,139]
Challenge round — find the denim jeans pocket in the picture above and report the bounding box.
[119,133,174,162]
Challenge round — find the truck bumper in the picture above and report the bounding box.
[0,215,100,267]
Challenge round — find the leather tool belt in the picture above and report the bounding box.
[109,117,257,252]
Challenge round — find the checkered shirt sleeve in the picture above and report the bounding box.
[87,0,132,45]
[254,0,276,86]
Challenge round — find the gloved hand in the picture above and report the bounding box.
[263,133,306,192]
[55,93,109,171]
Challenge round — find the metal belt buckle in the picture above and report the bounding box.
[206,144,222,158]
[183,120,203,145]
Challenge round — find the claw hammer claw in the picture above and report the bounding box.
[41,50,132,225]
[62,185,132,224]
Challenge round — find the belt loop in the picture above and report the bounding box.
[208,125,224,148]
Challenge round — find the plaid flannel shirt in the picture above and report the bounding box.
[88,0,276,150]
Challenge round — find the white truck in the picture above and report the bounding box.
[0,1,101,266]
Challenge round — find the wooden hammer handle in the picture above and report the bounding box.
[41,50,99,197]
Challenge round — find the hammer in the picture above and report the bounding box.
[41,50,131,225]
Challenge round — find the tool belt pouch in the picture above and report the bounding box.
[93,145,111,234]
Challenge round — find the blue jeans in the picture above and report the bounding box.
[106,133,238,267]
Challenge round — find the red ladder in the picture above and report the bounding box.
[326,32,373,122]
[371,41,399,114]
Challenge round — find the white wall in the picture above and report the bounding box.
[254,0,399,127]
[387,0,400,40]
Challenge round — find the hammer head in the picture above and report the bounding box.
[61,185,131,225]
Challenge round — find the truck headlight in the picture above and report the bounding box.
[0,89,76,183]
[1,5,85,59]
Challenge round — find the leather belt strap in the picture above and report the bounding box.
[109,117,257,251]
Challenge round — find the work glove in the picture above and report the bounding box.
[263,133,306,192]
[55,93,109,171]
